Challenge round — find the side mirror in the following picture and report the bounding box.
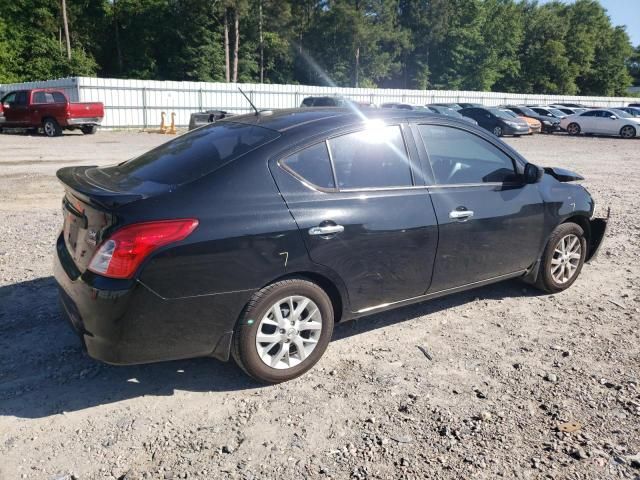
[524,163,543,184]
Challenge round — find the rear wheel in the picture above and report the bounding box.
[620,125,636,139]
[534,223,587,293]
[566,123,581,136]
[493,126,503,137]
[81,125,98,135]
[43,118,62,137]
[232,278,334,383]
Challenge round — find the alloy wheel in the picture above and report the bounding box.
[620,126,636,139]
[567,123,580,135]
[550,234,582,284]
[44,122,55,137]
[255,295,322,370]
[493,126,502,136]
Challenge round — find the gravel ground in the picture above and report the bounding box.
[0,130,638,480]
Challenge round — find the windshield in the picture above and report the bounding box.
[489,108,516,120]
[500,110,518,118]
[87,121,280,192]
[517,106,538,116]
[611,109,632,118]
[548,108,566,117]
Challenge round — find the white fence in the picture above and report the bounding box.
[1,76,637,128]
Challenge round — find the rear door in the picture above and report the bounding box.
[414,123,546,292]
[270,123,439,313]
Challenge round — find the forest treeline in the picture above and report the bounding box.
[1,0,639,96]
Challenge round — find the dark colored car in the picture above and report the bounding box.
[426,105,478,125]
[615,107,640,117]
[457,102,484,108]
[188,109,233,130]
[430,103,463,110]
[301,96,374,108]
[54,108,608,383]
[528,106,567,120]
[502,105,561,133]
[629,103,640,108]
[380,103,431,112]
[554,103,588,108]
[459,106,530,137]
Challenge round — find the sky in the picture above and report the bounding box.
[538,0,640,46]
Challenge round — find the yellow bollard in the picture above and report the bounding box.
[159,111,167,133]
[166,112,177,134]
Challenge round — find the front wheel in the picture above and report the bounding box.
[620,125,636,139]
[493,126,503,137]
[81,125,98,135]
[534,223,587,293]
[43,118,62,137]
[232,278,334,383]
[566,123,581,136]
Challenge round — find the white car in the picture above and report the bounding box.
[560,108,640,139]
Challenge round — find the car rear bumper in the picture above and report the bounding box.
[53,233,248,365]
[66,117,102,126]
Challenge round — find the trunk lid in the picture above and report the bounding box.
[57,166,141,273]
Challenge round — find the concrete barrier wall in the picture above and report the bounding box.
[1,76,637,128]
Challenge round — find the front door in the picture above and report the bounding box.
[2,91,29,127]
[270,123,439,312]
[414,123,546,292]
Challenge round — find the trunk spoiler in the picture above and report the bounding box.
[56,166,143,209]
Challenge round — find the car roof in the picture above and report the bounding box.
[225,107,439,133]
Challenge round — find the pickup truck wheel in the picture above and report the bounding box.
[232,278,334,384]
[43,118,62,137]
[81,125,98,135]
[534,223,586,293]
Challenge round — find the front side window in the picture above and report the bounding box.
[281,142,335,190]
[328,124,413,189]
[2,93,16,105]
[418,125,517,185]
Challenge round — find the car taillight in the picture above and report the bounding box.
[88,219,199,279]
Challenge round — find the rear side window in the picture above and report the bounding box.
[281,142,335,190]
[328,125,413,189]
[91,122,279,189]
[52,92,66,103]
[418,125,517,185]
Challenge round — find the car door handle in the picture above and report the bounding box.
[449,210,474,220]
[308,225,344,236]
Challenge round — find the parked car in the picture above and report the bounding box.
[459,106,530,137]
[615,107,640,117]
[500,109,540,134]
[430,103,463,110]
[457,102,484,109]
[629,103,640,108]
[528,106,567,120]
[301,96,374,108]
[54,108,608,383]
[502,105,561,133]
[560,108,640,139]
[426,105,478,125]
[0,89,104,137]
[188,110,233,130]
[553,102,588,108]
[380,103,431,112]
[550,106,588,116]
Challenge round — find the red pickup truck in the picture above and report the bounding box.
[0,89,104,137]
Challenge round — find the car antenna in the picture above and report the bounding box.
[238,87,260,116]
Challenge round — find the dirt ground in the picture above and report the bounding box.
[0,129,638,480]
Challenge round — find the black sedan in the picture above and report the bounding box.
[502,105,561,133]
[426,105,478,125]
[54,108,607,383]
[459,106,530,137]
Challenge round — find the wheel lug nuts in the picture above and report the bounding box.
[279,329,285,334]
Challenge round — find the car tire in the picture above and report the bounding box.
[81,125,98,135]
[620,125,636,139]
[43,118,62,137]
[566,123,581,136]
[493,126,503,137]
[534,222,587,294]
[232,278,334,384]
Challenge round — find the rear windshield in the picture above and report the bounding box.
[88,122,279,191]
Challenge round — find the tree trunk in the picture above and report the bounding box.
[224,9,230,83]
[113,0,123,73]
[232,8,239,83]
[61,0,71,60]
[259,0,264,83]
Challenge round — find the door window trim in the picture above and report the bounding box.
[412,122,525,188]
